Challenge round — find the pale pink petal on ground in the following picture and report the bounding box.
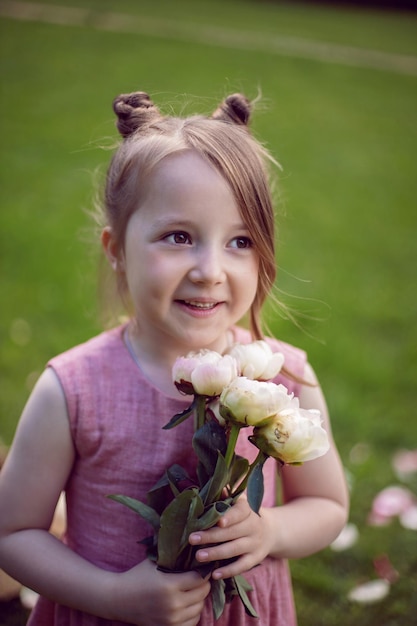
[330,523,359,551]
[367,510,393,526]
[392,449,417,480]
[371,485,415,518]
[348,579,390,604]
[373,554,399,583]
[349,442,371,465]
[399,504,417,530]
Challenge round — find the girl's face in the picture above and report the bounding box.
[118,151,259,359]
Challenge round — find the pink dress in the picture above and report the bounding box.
[28,325,306,626]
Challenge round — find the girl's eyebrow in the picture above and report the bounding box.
[151,217,194,229]
[152,216,249,231]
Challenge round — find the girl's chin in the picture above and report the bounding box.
[175,330,231,355]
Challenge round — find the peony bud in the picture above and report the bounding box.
[173,350,238,397]
[227,341,284,381]
[219,377,294,427]
[251,405,330,464]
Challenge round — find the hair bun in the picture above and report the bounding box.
[212,93,251,126]
[113,91,161,138]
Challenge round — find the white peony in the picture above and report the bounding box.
[227,340,285,381]
[172,350,238,397]
[219,377,294,427]
[251,404,330,464]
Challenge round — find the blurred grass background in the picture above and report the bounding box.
[1,1,416,624]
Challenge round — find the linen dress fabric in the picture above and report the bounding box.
[28,325,306,626]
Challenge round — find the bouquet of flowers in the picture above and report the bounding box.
[109,340,330,619]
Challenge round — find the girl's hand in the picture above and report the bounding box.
[108,559,211,626]
[188,495,274,581]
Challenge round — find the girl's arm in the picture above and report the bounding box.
[189,362,349,580]
[0,368,210,626]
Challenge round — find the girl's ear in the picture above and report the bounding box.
[101,227,124,272]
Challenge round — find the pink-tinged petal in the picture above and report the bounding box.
[349,442,371,465]
[348,579,390,604]
[172,350,238,396]
[50,492,66,538]
[371,485,415,518]
[206,399,225,426]
[399,504,417,530]
[373,555,399,583]
[367,510,392,527]
[392,449,417,480]
[226,341,284,381]
[20,587,39,610]
[330,523,359,552]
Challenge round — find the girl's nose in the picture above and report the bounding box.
[188,246,226,285]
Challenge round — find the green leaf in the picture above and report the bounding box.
[200,451,228,505]
[188,500,231,534]
[157,489,199,570]
[211,578,226,620]
[166,467,182,497]
[147,464,193,514]
[234,574,259,618]
[247,462,265,515]
[224,575,239,598]
[138,535,158,561]
[183,491,205,538]
[107,495,160,531]
[192,562,216,578]
[234,573,253,592]
[162,399,195,430]
[229,455,249,491]
[149,464,191,492]
[193,421,227,486]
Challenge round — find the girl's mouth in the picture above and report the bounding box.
[178,300,220,311]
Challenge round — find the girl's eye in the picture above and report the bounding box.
[165,232,192,245]
[230,236,253,249]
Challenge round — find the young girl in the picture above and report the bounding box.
[0,91,348,625]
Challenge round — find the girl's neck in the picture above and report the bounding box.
[124,321,235,398]
[124,324,181,399]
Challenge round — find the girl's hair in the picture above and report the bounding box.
[103,91,279,339]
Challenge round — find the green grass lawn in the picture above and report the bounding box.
[1,1,416,624]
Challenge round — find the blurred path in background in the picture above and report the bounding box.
[1,0,417,75]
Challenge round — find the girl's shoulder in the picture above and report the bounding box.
[46,326,130,402]
[48,325,126,370]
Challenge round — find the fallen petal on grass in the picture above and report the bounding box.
[367,510,393,526]
[349,442,371,465]
[368,485,415,524]
[399,504,417,530]
[392,449,417,480]
[373,554,399,583]
[348,579,390,604]
[330,523,359,551]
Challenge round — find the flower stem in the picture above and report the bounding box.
[224,423,240,469]
[232,449,267,497]
[194,395,206,431]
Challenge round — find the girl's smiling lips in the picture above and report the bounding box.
[175,299,224,314]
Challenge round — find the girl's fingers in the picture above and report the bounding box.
[211,555,253,581]
[189,507,254,548]
[175,570,211,593]
[195,537,248,564]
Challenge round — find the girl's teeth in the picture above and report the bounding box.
[186,301,215,309]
